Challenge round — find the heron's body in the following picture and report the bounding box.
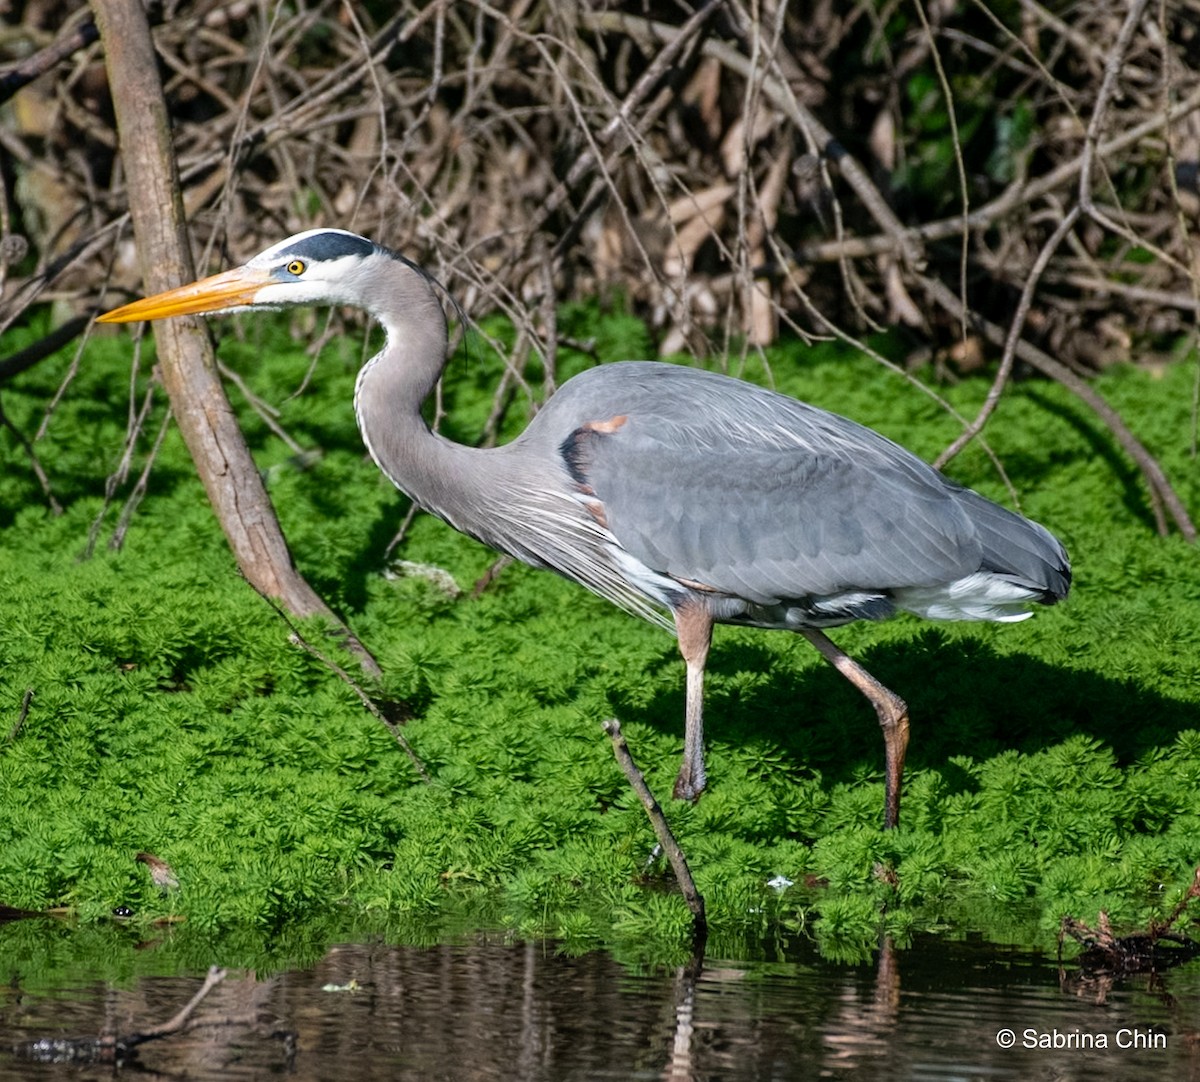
[371,357,1065,628]
[100,228,1071,827]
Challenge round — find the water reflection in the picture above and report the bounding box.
[4,929,1199,1080]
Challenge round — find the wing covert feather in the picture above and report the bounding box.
[550,364,985,605]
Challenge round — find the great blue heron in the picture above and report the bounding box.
[99,228,1071,828]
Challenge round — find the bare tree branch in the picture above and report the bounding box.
[91,0,382,675]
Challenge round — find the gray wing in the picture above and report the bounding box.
[548,363,1022,606]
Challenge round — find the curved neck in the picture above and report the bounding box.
[354,262,448,421]
[352,265,499,532]
[347,261,647,618]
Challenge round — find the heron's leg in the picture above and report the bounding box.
[672,603,714,802]
[800,629,910,829]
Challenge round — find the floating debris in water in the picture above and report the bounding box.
[1060,865,1200,976]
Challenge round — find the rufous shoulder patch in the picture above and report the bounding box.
[582,414,628,434]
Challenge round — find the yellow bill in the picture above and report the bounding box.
[97,266,275,323]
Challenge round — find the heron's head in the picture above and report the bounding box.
[98,229,388,323]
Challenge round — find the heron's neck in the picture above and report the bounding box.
[352,289,493,525]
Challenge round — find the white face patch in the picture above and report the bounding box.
[243,230,382,308]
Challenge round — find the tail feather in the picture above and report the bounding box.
[958,488,1071,602]
[892,485,1070,624]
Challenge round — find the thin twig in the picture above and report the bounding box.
[109,409,174,551]
[910,0,970,339]
[936,206,1082,468]
[0,394,63,515]
[250,583,431,783]
[0,17,99,105]
[84,355,159,558]
[384,500,422,561]
[1078,0,1151,233]
[8,689,34,743]
[919,272,1196,540]
[218,360,312,458]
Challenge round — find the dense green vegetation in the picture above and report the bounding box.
[1,306,1198,966]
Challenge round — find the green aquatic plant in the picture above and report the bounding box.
[0,306,1198,956]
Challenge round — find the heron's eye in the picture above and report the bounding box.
[286,259,306,276]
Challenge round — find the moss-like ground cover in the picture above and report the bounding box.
[1,305,1198,962]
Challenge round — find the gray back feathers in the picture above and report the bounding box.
[528,362,1069,613]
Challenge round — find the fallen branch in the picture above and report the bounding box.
[602,718,707,948]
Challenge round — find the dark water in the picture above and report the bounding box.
[3,930,1198,1080]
